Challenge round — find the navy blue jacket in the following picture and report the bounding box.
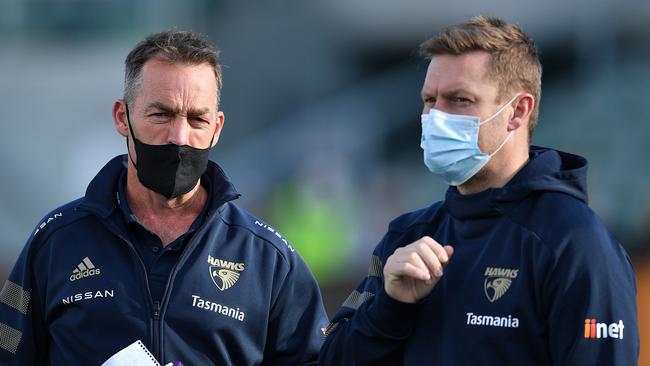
[0,155,328,365]
[319,147,639,365]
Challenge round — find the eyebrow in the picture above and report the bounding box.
[421,86,476,100]
[144,102,210,116]
[440,88,476,99]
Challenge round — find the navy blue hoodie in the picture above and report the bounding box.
[0,155,328,365]
[319,147,639,365]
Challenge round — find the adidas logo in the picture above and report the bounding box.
[69,257,101,282]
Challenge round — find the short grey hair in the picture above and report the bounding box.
[124,29,222,107]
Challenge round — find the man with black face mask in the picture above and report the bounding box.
[0,30,327,366]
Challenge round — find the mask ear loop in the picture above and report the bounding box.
[206,123,216,150]
[479,94,519,126]
[489,130,513,157]
[124,103,139,169]
[479,94,519,156]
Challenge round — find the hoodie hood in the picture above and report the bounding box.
[444,146,588,219]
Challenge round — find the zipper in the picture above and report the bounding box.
[112,233,162,362]
[155,211,216,359]
[77,194,238,364]
[79,217,161,362]
[93,220,199,363]
[152,300,161,358]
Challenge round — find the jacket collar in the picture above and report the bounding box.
[77,155,240,219]
[443,146,588,220]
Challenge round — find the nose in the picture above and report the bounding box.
[167,116,191,146]
[423,101,454,115]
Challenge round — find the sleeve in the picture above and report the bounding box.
[262,253,329,366]
[544,220,639,365]
[0,234,49,365]
[318,237,422,366]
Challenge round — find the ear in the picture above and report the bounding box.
[211,111,225,147]
[112,100,129,138]
[507,93,534,132]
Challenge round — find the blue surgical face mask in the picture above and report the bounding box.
[420,95,518,186]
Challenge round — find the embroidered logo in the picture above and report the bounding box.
[62,289,114,305]
[34,212,62,236]
[584,319,625,339]
[69,257,101,282]
[208,255,244,291]
[466,312,519,328]
[483,267,518,302]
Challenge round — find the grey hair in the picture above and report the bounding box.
[124,29,222,107]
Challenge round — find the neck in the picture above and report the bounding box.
[125,163,207,245]
[457,144,529,195]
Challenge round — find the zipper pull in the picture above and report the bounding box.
[153,301,161,320]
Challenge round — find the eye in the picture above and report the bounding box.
[423,96,436,104]
[147,112,172,123]
[189,117,211,128]
[452,97,473,107]
[148,112,171,117]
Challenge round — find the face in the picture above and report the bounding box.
[420,51,513,154]
[113,59,224,157]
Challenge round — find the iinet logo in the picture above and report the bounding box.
[584,319,625,339]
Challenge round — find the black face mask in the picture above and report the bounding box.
[125,104,214,199]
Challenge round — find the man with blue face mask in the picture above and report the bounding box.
[319,16,639,365]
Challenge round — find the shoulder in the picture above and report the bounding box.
[386,201,444,234]
[12,197,96,267]
[28,198,91,248]
[505,192,630,274]
[527,195,637,306]
[371,201,444,260]
[216,202,298,264]
[518,192,612,249]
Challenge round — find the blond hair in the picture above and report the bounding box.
[420,16,542,141]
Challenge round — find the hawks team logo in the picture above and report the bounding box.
[208,255,245,291]
[483,267,518,302]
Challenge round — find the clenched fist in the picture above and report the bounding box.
[383,236,454,303]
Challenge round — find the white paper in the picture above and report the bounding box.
[101,340,160,366]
